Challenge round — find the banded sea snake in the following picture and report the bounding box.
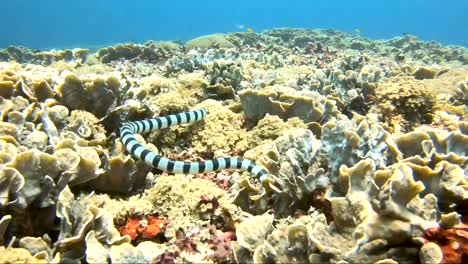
[119,108,271,183]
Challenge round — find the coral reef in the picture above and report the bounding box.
[185,34,236,50]
[118,214,166,240]
[0,28,467,263]
[370,76,437,131]
[0,46,88,65]
[190,100,246,155]
[97,41,181,63]
[239,86,341,123]
[55,72,121,117]
[423,223,468,263]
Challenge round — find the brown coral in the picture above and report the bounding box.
[372,76,437,131]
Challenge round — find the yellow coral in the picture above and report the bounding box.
[236,114,305,152]
[191,101,247,155]
[150,91,193,115]
[0,247,48,264]
[372,76,436,131]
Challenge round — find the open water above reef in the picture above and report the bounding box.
[2,0,468,49]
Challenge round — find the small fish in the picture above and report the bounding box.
[247,27,254,33]
[354,28,361,35]
[235,24,245,30]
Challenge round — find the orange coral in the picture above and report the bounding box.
[141,216,166,239]
[119,217,140,240]
[119,215,166,240]
[423,223,468,263]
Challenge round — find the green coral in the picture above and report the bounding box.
[185,34,235,49]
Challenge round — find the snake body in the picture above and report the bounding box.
[120,108,271,183]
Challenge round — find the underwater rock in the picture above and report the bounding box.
[413,66,437,80]
[419,242,443,264]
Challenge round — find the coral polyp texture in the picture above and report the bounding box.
[0,29,467,263]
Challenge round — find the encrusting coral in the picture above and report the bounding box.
[370,76,437,131]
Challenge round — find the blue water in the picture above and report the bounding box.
[2,0,467,49]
